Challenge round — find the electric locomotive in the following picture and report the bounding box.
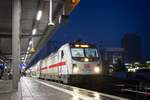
[29,41,101,84]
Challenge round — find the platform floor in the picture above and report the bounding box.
[0,77,128,100]
[0,78,73,100]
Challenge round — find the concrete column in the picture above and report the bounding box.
[12,0,21,90]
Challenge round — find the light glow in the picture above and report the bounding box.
[84,58,89,62]
[27,46,30,51]
[146,61,150,63]
[94,67,100,73]
[31,48,36,53]
[58,15,61,24]
[21,57,25,60]
[29,40,32,45]
[73,67,79,73]
[80,45,89,48]
[32,29,37,35]
[75,44,80,47]
[36,10,42,21]
[72,0,76,3]
[93,92,100,100]
[71,0,80,9]
[26,51,29,55]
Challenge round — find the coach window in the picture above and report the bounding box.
[61,50,64,59]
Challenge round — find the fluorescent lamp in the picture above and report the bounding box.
[27,46,30,51]
[29,40,32,45]
[36,10,42,21]
[58,15,61,24]
[32,29,37,35]
[21,57,25,60]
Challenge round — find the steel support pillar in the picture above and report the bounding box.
[12,0,21,90]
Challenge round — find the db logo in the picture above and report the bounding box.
[84,64,90,68]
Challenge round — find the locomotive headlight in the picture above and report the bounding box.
[94,66,100,73]
[73,64,79,73]
[84,58,89,62]
[73,67,79,73]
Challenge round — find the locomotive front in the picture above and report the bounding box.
[70,42,101,75]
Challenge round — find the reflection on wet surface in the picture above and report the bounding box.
[39,78,128,100]
[71,87,118,100]
[93,92,101,100]
[78,89,95,97]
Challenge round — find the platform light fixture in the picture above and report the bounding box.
[29,40,32,45]
[32,29,37,35]
[26,51,29,56]
[30,47,36,53]
[21,57,25,60]
[36,10,42,21]
[27,46,30,51]
[58,15,61,24]
[71,0,80,9]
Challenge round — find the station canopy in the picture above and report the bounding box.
[0,0,79,66]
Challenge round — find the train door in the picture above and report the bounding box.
[58,50,64,75]
[58,50,69,83]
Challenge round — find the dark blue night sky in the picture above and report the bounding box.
[30,0,150,66]
[50,0,150,60]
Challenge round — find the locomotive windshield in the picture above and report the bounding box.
[71,48,84,57]
[71,48,98,58]
[85,48,98,57]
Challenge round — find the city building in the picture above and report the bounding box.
[103,48,125,65]
[100,48,125,74]
[121,34,142,63]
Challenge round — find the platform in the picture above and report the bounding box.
[0,77,128,100]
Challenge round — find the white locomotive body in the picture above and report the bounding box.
[29,42,101,84]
